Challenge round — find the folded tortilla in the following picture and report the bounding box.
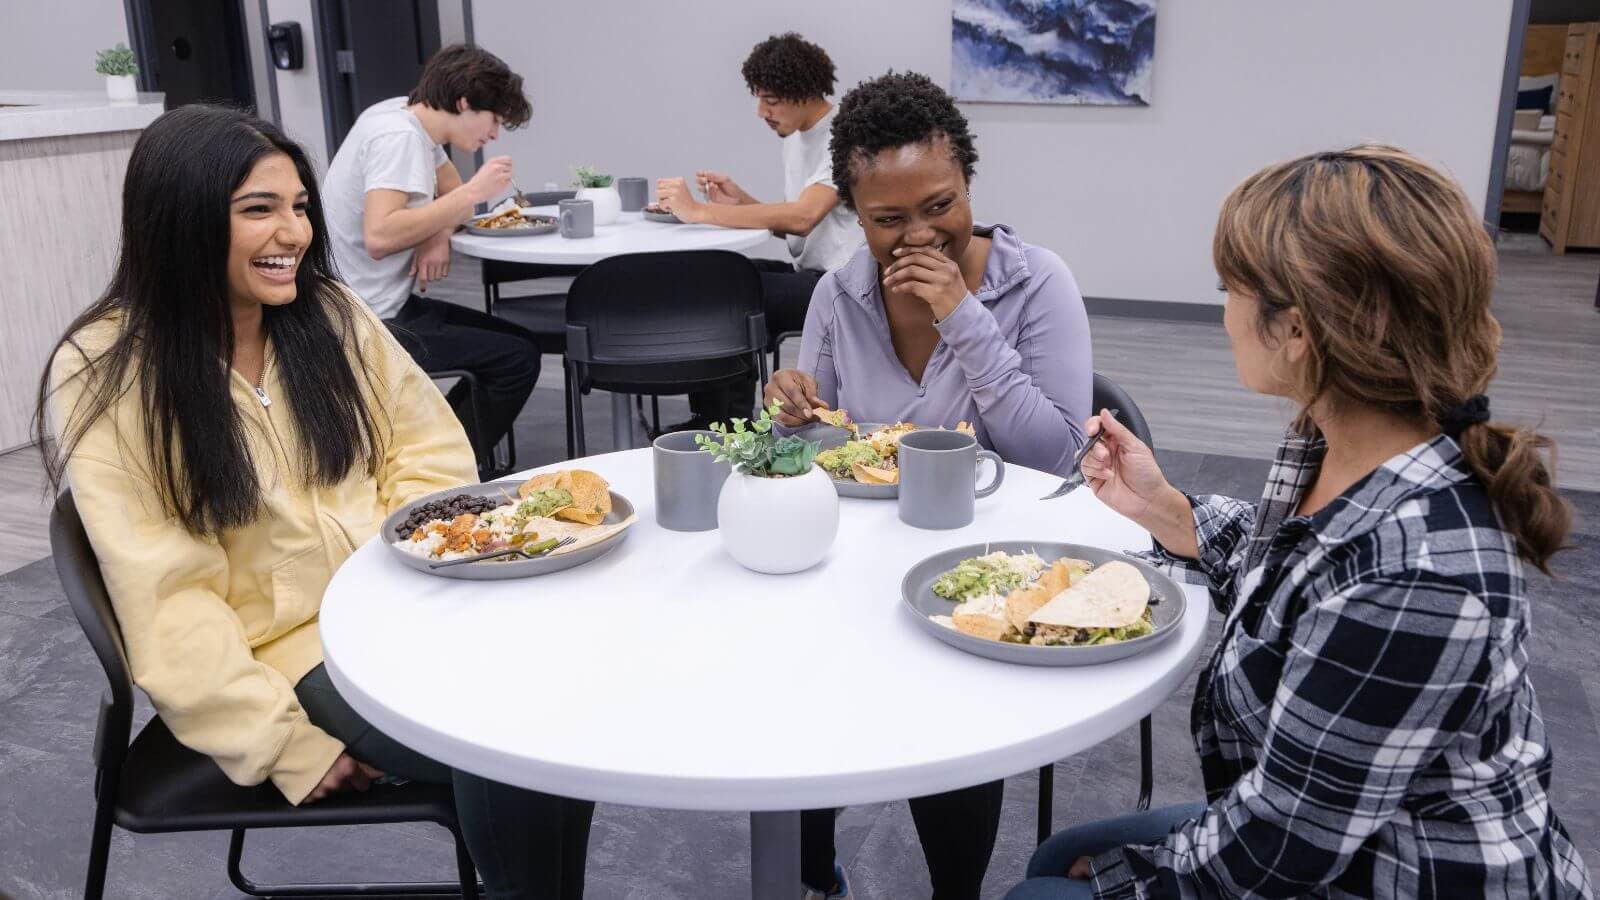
[1027,560,1150,629]
[1004,558,1091,632]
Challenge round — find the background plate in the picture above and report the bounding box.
[465,215,557,237]
[795,421,897,499]
[900,541,1186,666]
[382,481,634,580]
[642,209,683,224]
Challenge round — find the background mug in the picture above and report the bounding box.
[617,176,648,212]
[558,198,594,238]
[897,430,1005,529]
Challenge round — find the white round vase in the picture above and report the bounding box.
[576,185,621,226]
[716,466,839,574]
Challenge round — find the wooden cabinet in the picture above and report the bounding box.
[1541,24,1600,253]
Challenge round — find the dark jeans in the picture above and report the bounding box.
[688,261,823,423]
[802,779,1005,898]
[386,295,541,471]
[296,664,594,899]
[1004,803,1207,899]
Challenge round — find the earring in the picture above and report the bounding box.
[857,219,863,226]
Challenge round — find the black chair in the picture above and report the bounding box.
[770,328,804,375]
[1035,373,1157,846]
[429,367,517,480]
[50,491,481,899]
[564,250,766,457]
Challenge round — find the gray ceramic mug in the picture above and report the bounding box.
[897,430,1005,530]
[653,431,731,531]
[558,198,594,238]
[617,176,648,212]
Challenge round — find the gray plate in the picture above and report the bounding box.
[795,421,897,499]
[382,481,634,580]
[642,209,683,224]
[901,542,1187,666]
[465,214,557,237]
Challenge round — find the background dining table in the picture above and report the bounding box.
[451,207,772,452]
[320,449,1211,898]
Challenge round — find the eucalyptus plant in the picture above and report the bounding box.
[696,400,820,477]
[571,165,614,189]
[95,43,138,77]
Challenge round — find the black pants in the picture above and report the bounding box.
[297,665,594,899]
[801,780,1005,898]
[386,295,541,471]
[687,261,823,423]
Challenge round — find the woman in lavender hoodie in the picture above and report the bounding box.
[765,72,1092,479]
[765,73,1093,900]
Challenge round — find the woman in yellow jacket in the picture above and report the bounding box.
[40,105,591,899]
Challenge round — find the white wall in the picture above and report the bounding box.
[263,0,331,172]
[475,0,1514,304]
[0,0,131,91]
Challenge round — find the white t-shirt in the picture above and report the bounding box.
[782,105,860,273]
[322,97,448,319]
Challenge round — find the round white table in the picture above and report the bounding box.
[321,451,1210,898]
[450,206,771,266]
[451,206,772,451]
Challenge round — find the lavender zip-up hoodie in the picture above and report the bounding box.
[796,223,1092,476]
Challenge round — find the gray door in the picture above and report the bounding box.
[126,0,256,110]
[313,0,442,157]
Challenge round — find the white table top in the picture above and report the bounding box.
[450,205,771,265]
[321,450,1210,812]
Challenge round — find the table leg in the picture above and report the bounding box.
[749,810,801,899]
[609,391,636,450]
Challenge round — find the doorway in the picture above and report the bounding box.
[123,0,256,110]
[311,0,442,159]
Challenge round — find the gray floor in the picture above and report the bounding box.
[4,397,1599,896]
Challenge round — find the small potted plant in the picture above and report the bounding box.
[572,164,621,226]
[697,400,839,574]
[95,43,138,102]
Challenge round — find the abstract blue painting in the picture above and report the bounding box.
[952,0,1157,106]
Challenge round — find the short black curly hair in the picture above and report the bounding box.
[829,72,978,211]
[741,33,836,103]
[409,44,531,128]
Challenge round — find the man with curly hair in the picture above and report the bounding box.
[656,33,861,428]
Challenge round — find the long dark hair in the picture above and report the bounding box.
[37,105,385,535]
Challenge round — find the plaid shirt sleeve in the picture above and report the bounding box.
[1088,562,1496,899]
[1146,493,1255,615]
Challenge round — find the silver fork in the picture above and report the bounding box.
[1040,408,1119,500]
[428,536,577,569]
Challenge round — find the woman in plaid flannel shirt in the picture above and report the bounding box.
[1009,146,1589,899]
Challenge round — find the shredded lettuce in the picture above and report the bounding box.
[932,551,1049,602]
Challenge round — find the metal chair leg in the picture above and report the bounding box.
[563,364,576,459]
[1036,763,1054,846]
[1137,715,1154,811]
[567,361,587,458]
[83,768,117,900]
[452,826,481,900]
[227,827,472,897]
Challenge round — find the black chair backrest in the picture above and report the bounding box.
[1092,373,1155,449]
[564,250,765,367]
[50,491,134,772]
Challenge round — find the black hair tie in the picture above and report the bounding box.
[1439,394,1490,437]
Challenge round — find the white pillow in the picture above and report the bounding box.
[1520,73,1561,112]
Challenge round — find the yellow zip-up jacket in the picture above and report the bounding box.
[49,295,476,804]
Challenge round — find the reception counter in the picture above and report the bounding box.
[0,90,162,450]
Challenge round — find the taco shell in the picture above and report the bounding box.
[518,469,612,525]
[1028,560,1150,629]
[851,462,900,485]
[1003,558,1092,632]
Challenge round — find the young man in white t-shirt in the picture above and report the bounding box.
[322,44,536,475]
[655,33,861,428]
